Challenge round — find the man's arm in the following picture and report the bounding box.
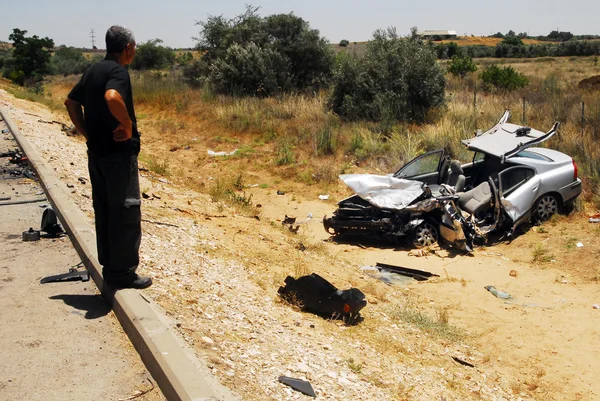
[64,98,89,141]
[105,89,132,142]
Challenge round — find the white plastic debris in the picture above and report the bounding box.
[593,304,600,309]
[207,149,238,157]
[318,194,330,200]
[576,242,584,248]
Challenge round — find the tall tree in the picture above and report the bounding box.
[6,28,54,85]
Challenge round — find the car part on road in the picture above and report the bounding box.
[22,227,41,241]
[278,273,367,322]
[278,376,316,398]
[41,208,65,237]
[40,267,90,284]
[485,285,512,300]
[376,262,439,281]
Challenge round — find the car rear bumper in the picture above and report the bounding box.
[559,178,582,203]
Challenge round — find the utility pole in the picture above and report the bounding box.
[89,29,96,49]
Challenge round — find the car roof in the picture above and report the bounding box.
[462,111,559,160]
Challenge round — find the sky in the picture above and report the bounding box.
[1,0,599,49]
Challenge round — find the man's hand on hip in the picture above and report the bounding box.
[113,123,132,142]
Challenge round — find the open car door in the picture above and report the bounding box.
[393,149,447,185]
[497,166,539,229]
[462,111,560,163]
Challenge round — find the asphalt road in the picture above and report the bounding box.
[0,120,163,401]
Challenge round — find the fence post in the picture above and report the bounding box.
[522,97,526,125]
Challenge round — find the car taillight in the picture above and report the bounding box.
[572,159,578,181]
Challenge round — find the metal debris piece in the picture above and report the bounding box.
[376,262,439,281]
[40,268,89,284]
[278,376,316,398]
[22,227,41,241]
[452,356,475,368]
[485,285,512,299]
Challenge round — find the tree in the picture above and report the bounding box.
[448,55,477,78]
[339,39,349,47]
[51,46,92,76]
[130,39,176,70]
[480,65,528,92]
[186,5,334,95]
[4,28,54,85]
[501,35,524,46]
[328,28,445,123]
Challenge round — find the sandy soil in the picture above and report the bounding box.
[2,85,600,401]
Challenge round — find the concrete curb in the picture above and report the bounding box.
[1,107,238,401]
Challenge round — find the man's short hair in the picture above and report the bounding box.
[105,26,135,54]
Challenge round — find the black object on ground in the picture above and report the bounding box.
[41,208,65,237]
[452,356,476,368]
[278,376,316,398]
[278,273,367,322]
[22,227,41,241]
[375,262,439,281]
[41,268,90,284]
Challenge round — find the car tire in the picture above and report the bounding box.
[412,220,439,248]
[532,193,560,222]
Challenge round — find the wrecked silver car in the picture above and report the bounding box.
[323,111,582,250]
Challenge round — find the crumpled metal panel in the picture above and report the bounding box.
[339,174,425,211]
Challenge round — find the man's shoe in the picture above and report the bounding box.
[106,274,152,290]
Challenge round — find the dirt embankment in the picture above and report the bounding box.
[3,86,600,400]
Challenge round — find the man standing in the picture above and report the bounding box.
[64,26,151,289]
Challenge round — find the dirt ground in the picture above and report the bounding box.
[3,85,600,400]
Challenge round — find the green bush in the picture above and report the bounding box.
[339,39,349,47]
[130,39,175,70]
[448,55,477,77]
[51,46,93,76]
[480,65,528,92]
[208,42,291,96]
[328,28,445,124]
[501,35,524,46]
[187,6,334,95]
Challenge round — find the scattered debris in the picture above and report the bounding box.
[277,190,285,195]
[0,196,11,201]
[576,242,584,248]
[593,304,600,310]
[278,273,366,322]
[117,378,155,401]
[318,194,330,200]
[361,265,414,286]
[408,249,430,257]
[141,218,179,228]
[485,285,512,300]
[41,208,65,237]
[77,177,87,184]
[207,149,238,157]
[282,213,312,233]
[40,267,89,284]
[22,227,41,242]
[509,270,518,278]
[452,356,475,368]
[158,178,169,184]
[278,376,316,398]
[0,197,46,206]
[376,262,439,281]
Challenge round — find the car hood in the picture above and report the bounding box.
[340,174,425,211]
[462,111,559,160]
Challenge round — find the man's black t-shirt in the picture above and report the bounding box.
[68,58,139,156]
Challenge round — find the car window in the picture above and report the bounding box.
[500,167,535,197]
[512,150,554,162]
[397,151,442,178]
[473,152,485,163]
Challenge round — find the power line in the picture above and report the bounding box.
[89,29,96,49]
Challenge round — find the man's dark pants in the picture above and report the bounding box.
[88,150,141,281]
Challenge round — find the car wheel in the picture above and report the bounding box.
[533,194,560,222]
[412,221,439,248]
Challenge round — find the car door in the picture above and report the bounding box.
[498,166,539,224]
[393,149,446,185]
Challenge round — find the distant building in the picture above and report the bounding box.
[418,30,458,40]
